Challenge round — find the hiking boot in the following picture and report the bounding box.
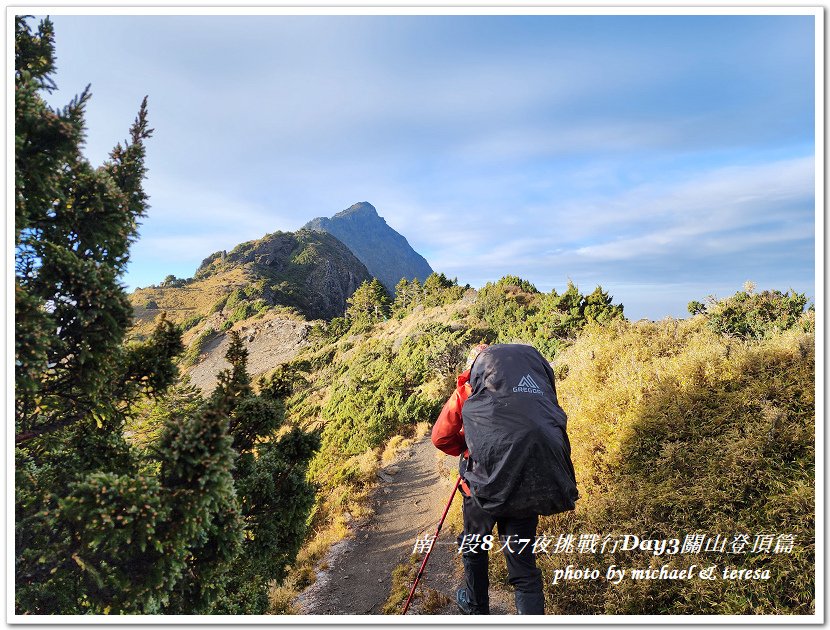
[514,590,545,615]
[460,551,490,612]
[456,588,489,615]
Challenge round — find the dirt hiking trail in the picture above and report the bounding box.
[295,436,515,615]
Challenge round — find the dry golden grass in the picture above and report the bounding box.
[381,562,451,614]
[129,268,250,337]
[413,421,431,440]
[540,318,815,614]
[380,422,431,464]
[269,584,302,615]
[381,435,411,464]
[382,556,418,614]
[420,587,451,613]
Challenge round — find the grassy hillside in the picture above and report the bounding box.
[130,267,251,338]
[543,317,814,614]
[129,229,372,339]
[260,280,814,614]
[128,268,814,614]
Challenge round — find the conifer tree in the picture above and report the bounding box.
[204,331,320,613]
[346,278,390,330]
[551,280,585,333]
[409,277,423,307]
[393,277,412,314]
[368,277,391,320]
[583,285,624,323]
[14,17,240,614]
[422,272,463,306]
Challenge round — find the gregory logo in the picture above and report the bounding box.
[513,374,543,394]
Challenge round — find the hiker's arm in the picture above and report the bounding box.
[431,388,467,456]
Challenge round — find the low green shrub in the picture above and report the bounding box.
[689,285,811,340]
[181,327,217,367]
[180,314,204,331]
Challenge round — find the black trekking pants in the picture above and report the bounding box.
[458,492,543,613]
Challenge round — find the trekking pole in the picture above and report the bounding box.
[401,475,462,614]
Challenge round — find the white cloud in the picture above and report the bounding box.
[546,155,814,244]
[145,178,289,229]
[422,154,814,290]
[450,120,684,163]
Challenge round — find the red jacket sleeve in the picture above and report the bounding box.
[431,370,471,456]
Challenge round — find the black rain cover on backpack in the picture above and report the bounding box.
[460,343,579,518]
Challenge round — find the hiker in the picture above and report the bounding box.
[432,343,578,615]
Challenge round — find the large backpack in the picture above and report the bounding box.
[460,343,579,518]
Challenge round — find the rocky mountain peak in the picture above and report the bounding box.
[335,202,380,219]
[303,202,433,295]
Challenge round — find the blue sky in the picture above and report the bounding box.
[42,13,816,320]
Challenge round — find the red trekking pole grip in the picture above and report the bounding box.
[401,476,462,614]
